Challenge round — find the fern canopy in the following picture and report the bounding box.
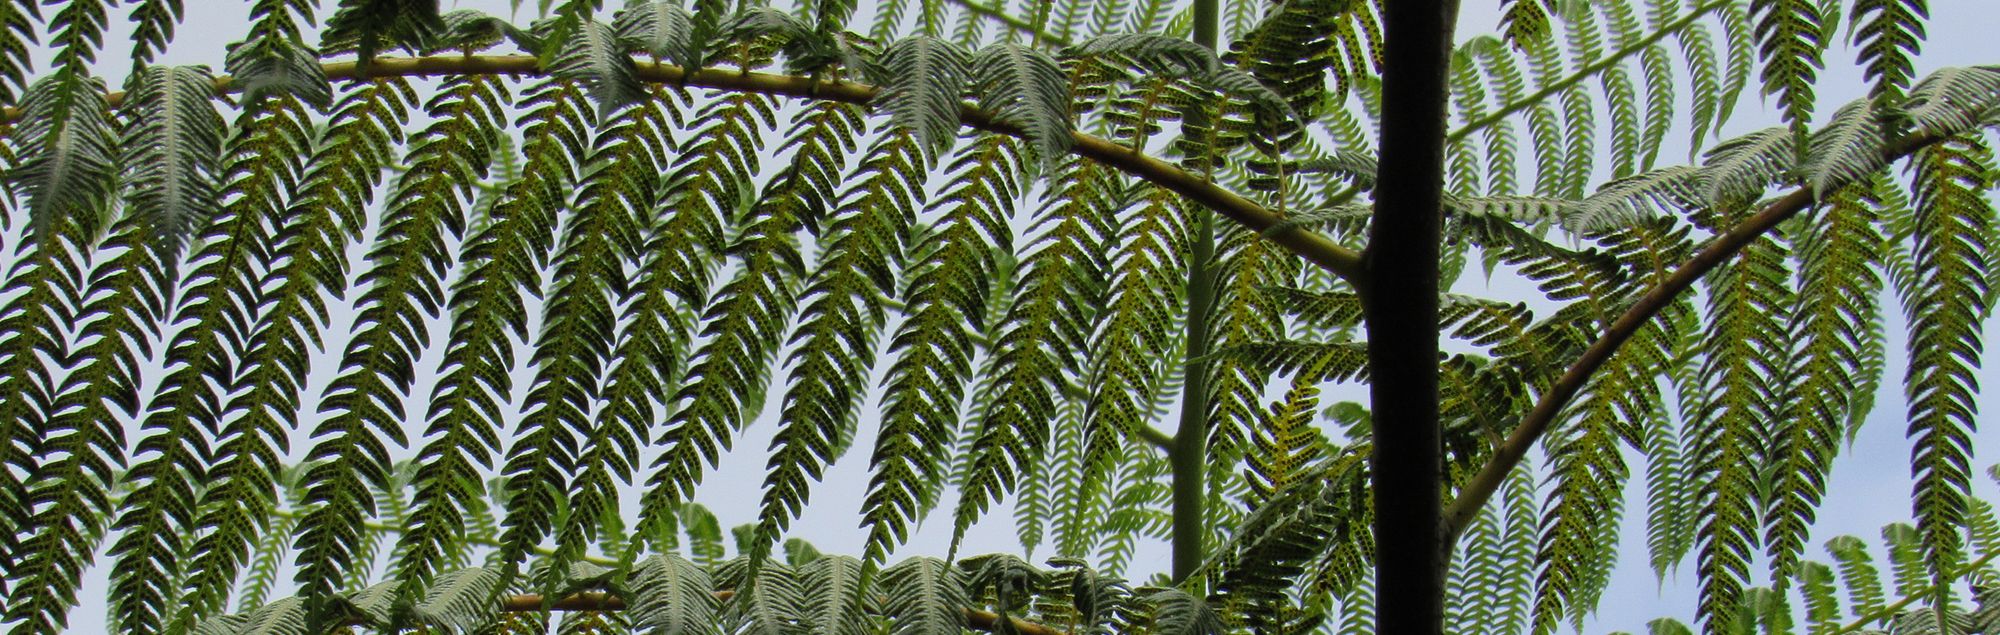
[0,1,1995,635]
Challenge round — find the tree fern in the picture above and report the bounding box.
[501,82,648,589]
[401,77,579,597]
[0,0,33,105]
[1849,0,1928,104]
[628,554,720,635]
[4,211,157,634]
[880,557,970,635]
[0,4,1996,634]
[870,36,972,163]
[117,65,225,249]
[801,555,871,635]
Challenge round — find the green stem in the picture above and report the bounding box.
[1443,0,1730,147]
[1172,210,1219,583]
[1168,0,1223,584]
[944,0,1072,46]
[1831,549,2000,634]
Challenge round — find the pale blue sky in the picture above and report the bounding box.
[21,1,2000,633]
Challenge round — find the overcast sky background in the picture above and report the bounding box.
[20,0,2000,633]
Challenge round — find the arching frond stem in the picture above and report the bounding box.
[1444,0,1730,147]
[1442,129,1951,542]
[1828,548,2000,634]
[0,54,1365,283]
[945,0,1070,46]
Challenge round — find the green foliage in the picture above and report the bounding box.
[0,3,1996,635]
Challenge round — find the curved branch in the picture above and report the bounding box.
[0,55,1364,282]
[1440,130,1949,540]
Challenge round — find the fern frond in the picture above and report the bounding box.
[747,101,867,564]
[876,135,1019,561]
[881,558,970,635]
[630,554,721,635]
[1760,182,1887,582]
[548,19,649,113]
[225,0,330,107]
[1849,0,1928,103]
[126,0,185,70]
[1077,184,1184,532]
[1205,225,1302,484]
[615,1,700,69]
[1903,66,2000,140]
[0,1,34,105]
[870,36,972,162]
[1068,33,1215,77]
[636,89,778,547]
[1826,535,1887,622]
[169,91,326,630]
[1701,126,1796,207]
[1749,0,1825,134]
[1897,134,1995,612]
[1243,385,1326,507]
[323,0,443,66]
[1686,229,1795,633]
[401,77,582,597]
[1716,2,1757,140]
[1563,166,1703,231]
[1801,98,1889,200]
[801,555,871,635]
[809,132,934,564]
[0,225,75,614]
[502,83,652,588]
[119,64,226,251]
[1644,308,1699,580]
[6,210,159,635]
[716,558,805,635]
[548,89,679,578]
[971,43,1071,168]
[7,74,117,232]
[298,73,505,623]
[965,155,1113,558]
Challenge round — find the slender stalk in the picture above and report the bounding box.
[1440,131,1949,540]
[1443,0,1731,146]
[1171,210,1218,582]
[0,55,1366,284]
[944,0,1071,46]
[1367,1,1458,633]
[1167,0,1223,584]
[1830,548,2000,634]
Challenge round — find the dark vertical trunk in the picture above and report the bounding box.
[1366,1,1458,633]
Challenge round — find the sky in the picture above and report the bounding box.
[19,0,2000,633]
